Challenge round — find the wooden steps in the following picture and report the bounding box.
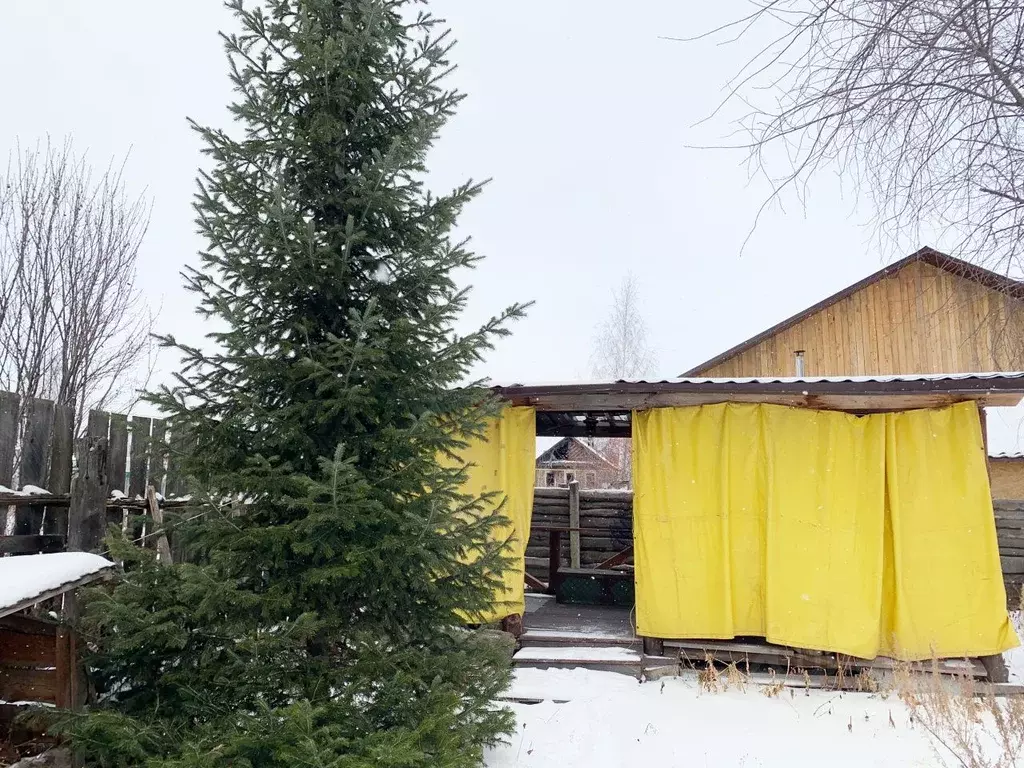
[512,645,643,677]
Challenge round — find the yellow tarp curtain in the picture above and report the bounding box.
[453,406,536,624]
[633,401,1017,661]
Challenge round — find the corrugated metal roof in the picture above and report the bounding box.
[493,371,1024,389]
[990,451,1024,459]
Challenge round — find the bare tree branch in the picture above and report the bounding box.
[0,138,154,437]
[699,0,1024,274]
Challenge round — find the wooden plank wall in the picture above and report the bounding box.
[526,488,632,581]
[995,500,1024,607]
[697,261,1024,377]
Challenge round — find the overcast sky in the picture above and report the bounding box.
[3,1,1022,450]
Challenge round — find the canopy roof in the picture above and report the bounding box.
[493,372,1024,437]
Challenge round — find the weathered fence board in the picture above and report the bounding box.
[19,399,54,488]
[150,418,167,494]
[107,414,129,495]
[14,399,55,535]
[48,405,74,495]
[128,416,152,499]
[87,410,110,441]
[67,437,110,554]
[0,392,18,488]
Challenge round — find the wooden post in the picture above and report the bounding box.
[548,529,562,597]
[568,480,581,569]
[146,485,173,564]
[643,637,665,657]
[67,437,109,555]
[978,405,1010,680]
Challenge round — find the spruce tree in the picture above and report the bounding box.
[67,1,527,765]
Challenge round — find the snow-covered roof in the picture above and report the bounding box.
[0,552,116,619]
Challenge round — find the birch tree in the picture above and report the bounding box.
[591,275,657,485]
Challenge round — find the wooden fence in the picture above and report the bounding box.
[0,390,194,557]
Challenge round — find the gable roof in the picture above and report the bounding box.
[682,247,1024,377]
[535,436,619,470]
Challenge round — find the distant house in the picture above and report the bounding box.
[683,247,1024,379]
[535,437,620,489]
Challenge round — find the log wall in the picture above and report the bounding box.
[995,500,1024,606]
[526,487,632,580]
[527,493,1024,609]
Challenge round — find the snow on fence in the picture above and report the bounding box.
[0,389,195,559]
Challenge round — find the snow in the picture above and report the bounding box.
[521,629,634,642]
[1006,611,1024,683]
[513,646,640,663]
[0,552,115,614]
[487,669,939,767]
[109,490,126,499]
[20,485,50,495]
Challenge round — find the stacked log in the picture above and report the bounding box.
[526,487,633,581]
[995,500,1024,607]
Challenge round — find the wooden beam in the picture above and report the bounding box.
[547,530,562,597]
[595,545,634,570]
[524,572,548,592]
[568,480,580,569]
[0,535,65,555]
[513,391,1023,413]
[147,485,173,564]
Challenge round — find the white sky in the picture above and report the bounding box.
[2,1,1022,452]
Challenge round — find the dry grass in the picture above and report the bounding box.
[760,668,785,698]
[895,662,1024,768]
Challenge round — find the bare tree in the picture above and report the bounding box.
[0,139,153,435]
[689,1,1024,274]
[590,274,657,381]
[590,275,657,486]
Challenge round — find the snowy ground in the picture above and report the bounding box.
[487,668,942,767]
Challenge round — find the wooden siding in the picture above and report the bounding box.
[699,261,1024,378]
[991,458,1024,501]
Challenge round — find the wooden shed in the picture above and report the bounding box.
[0,553,115,755]
[498,372,1024,681]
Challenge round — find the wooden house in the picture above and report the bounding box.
[682,247,1024,379]
[535,437,621,489]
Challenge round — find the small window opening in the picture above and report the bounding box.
[794,350,805,377]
